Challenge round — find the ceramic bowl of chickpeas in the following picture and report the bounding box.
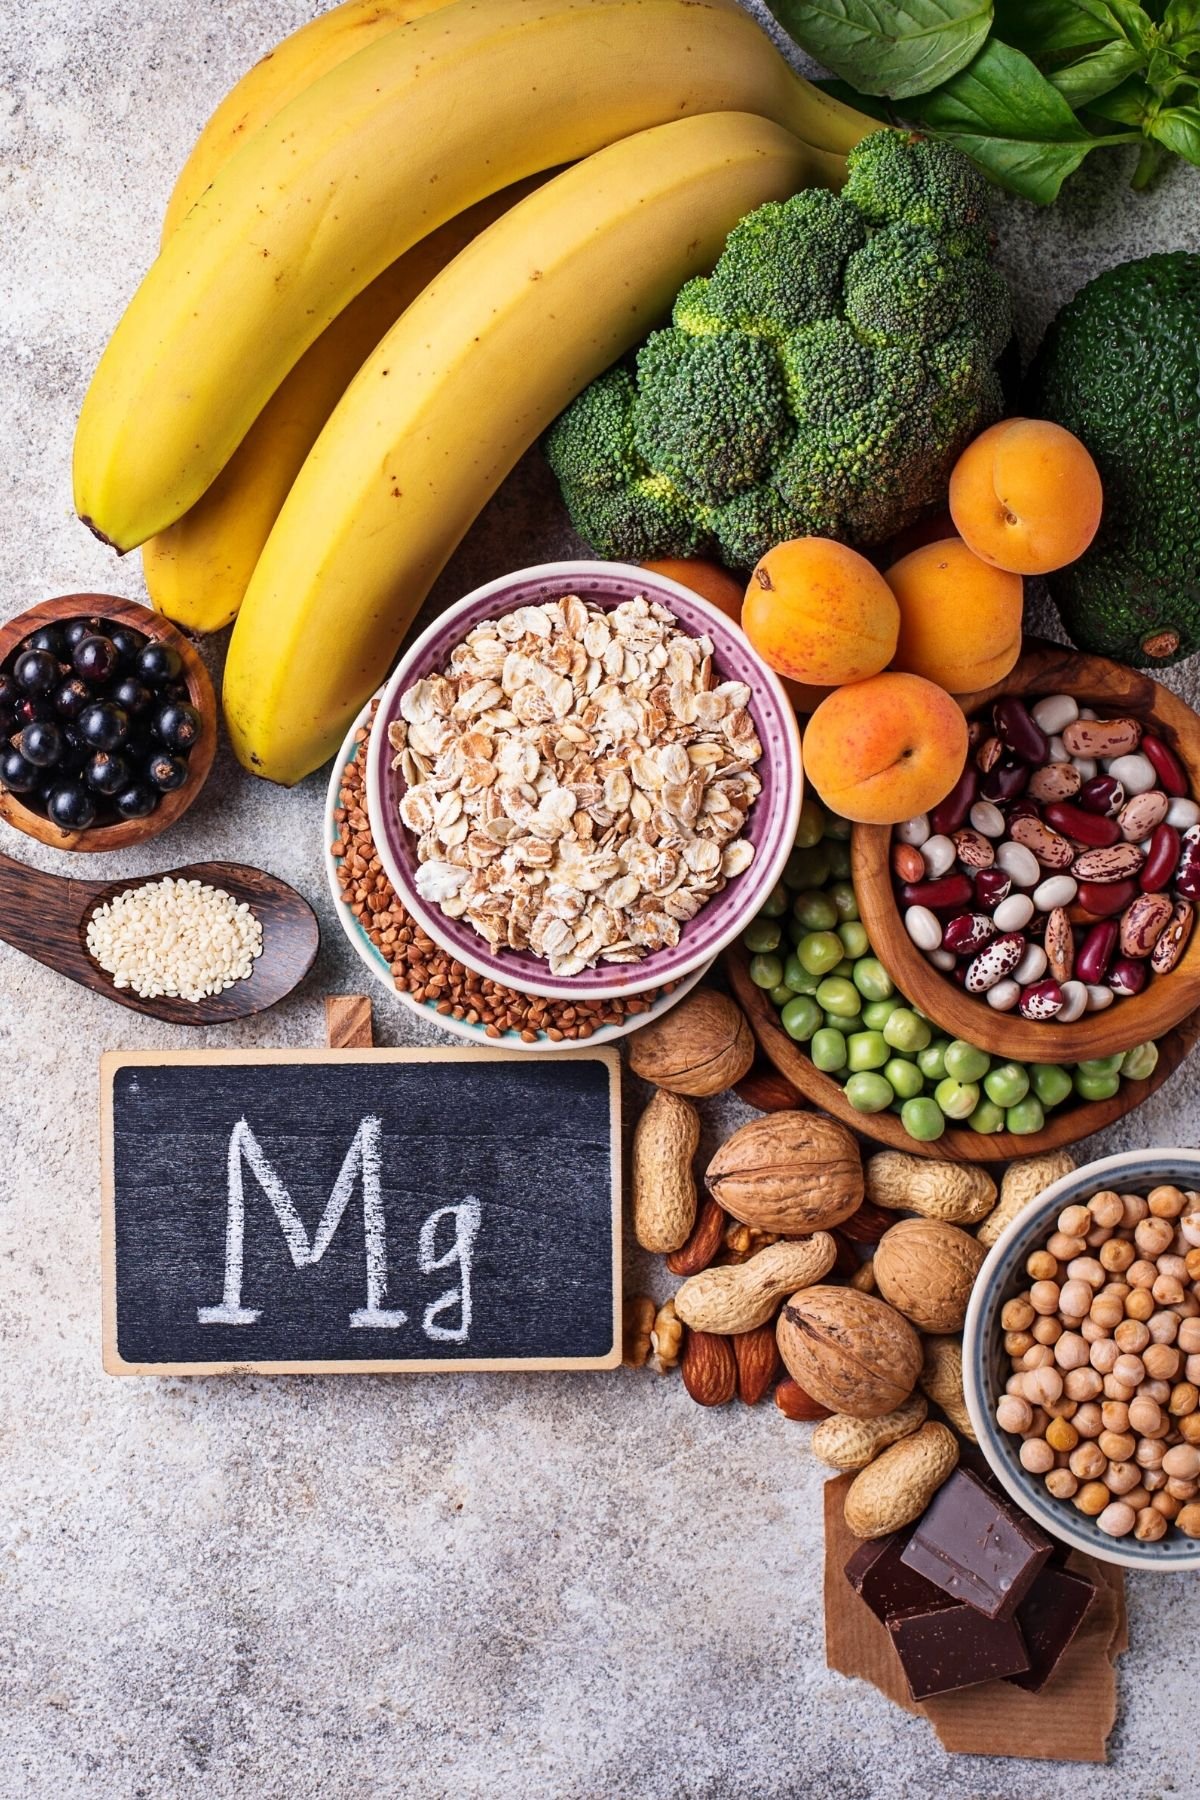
[963,1149,1200,1569]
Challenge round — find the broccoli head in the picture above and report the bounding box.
[544,129,1011,567]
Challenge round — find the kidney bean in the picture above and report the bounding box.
[1044,907,1074,982]
[1073,843,1146,883]
[1031,694,1079,736]
[993,892,1034,932]
[995,697,1049,764]
[1141,732,1188,798]
[1027,763,1082,804]
[974,867,1011,908]
[1109,958,1148,998]
[900,874,974,913]
[943,912,998,955]
[1076,920,1119,984]
[891,842,926,883]
[1140,823,1181,894]
[1008,797,1041,824]
[929,765,979,837]
[1151,900,1195,974]
[1061,716,1142,759]
[1011,815,1075,869]
[1057,979,1088,1023]
[1018,979,1064,1021]
[1120,892,1174,958]
[1176,826,1200,900]
[981,760,1030,804]
[975,735,1003,774]
[1042,801,1121,848]
[1118,790,1169,842]
[1075,878,1139,919]
[1079,775,1125,817]
[1167,798,1200,830]
[965,931,1026,993]
[953,828,994,869]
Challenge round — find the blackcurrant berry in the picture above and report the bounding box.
[155,701,202,750]
[15,694,54,727]
[13,649,58,694]
[46,783,97,830]
[23,624,67,660]
[77,701,129,751]
[108,626,146,666]
[73,635,120,683]
[85,750,131,796]
[0,748,41,794]
[17,720,64,767]
[114,780,158,820]
[53,676,92,720]
[147,750,189,792]
[63,618,99,651]
[136,642,183,686]
[112,676,153,716]
[0,673,18,712]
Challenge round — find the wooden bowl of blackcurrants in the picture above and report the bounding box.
[0,594,216,852]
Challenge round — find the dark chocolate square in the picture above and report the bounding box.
[1006,1566,1099,1692]
[888,1598,1031,1701]
[845,1531,946,1625]
[900,1468,1053,1619]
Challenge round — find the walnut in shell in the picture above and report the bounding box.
[775,1285,922,1419]
[704,1112,863,1235]
[872,1219,986,1334]
[627,987,753,1097]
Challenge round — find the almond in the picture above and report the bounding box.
[733,1324,781,1405]
[774,1377,833,1420]
[837,1197,902,1243]
[681,1328,737,1407]
[665,1196,727,1277]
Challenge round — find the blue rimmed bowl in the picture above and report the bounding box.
[964,1147,1200,1571]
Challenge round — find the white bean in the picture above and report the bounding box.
[969,801,1006,838]
[996,841,1041,888]
[1072,757,1098,780]
[1086,984,1115,1012]
[1047,736,1070,764]
[986,978,1021,1012]
[1057,980,1088,1024]
[920,834,956,878]
[1033,874,1077,912]
[1167,797,1200,830]
[1032,694,1080,735]
[896,813,931,846]
[1108,753,1156,795]
[993,892,1035,932]
[929,947,956,972]
[1013,942,1048,985]
[1078,707,1097,721]
[904,905,942,951]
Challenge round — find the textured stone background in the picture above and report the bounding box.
[1,4,1198,1795]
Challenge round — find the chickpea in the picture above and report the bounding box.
[1085,1225,1114,1250]
[1080,1317,1108,1344]
[1186,1249,1200,1282]
[1113,1352,1146,1387]
[1157,1253,1189,1282]
[1100,1280,1131,1301]
[1147,1310,1180,1345]
[1103,1375,1135,1402]
[1180,1290,1200,1315]
[1180,1318,1200,1354]
[1005,1373,1028,1397]
[1148,1185,1187,1219]
[996,1394,1033,1434]
[1066,1255,1105,1289]
[1135,1506,1168,1542]
[1030,1279,1061,1316]
[1006,1330,1036,1357]
[1115,1318,1151,1354]
[1002,1296,1036,1332]
[1027,1250,1059,1282]
[1135,1216,1177,1260]
[1045,1416,1078,1453]
[1020,1437,1055,1475]
[1064,1367,1103,1402]
[1102,1460,1141,1495]
[1075,1481,1112,1517]
[1021,1344,1055,1371]
[1127,1257,1159,1288]
[1097,1500,1137,1537]
[1186,1353,1200,1384]
[1054,1331,1090,1372]
[1153,1274,1186,1306]
[1138,1378,1172,1408]
[1044,1396,1077,1420]
[1025,1406,1050,1438]
[1098,1429,1136,1461]
[1100,1238,1136,1274]
[1073,1402,1103,1439]
[1119,1193,1149,1228]
[1143,1342,1182,1382]
[1058,1203,1092,1239]
[1047,1231,1087,1263]
[1129,1396,1165,1438]
[1088,1190,1124,1229]
[1167,1476,1199,1501]
[1152,1491,1182,1520]
[1100,1400,1130,1434]
[1033,1315,1064,1346]
[1162,1443,1200,1479]
[1089,1338,1119,1375]
[1089,1294,1124,1331]
[1046,1469,1079,1501]
[1182,1209,1200,1248]
[1135,1435,1166,1468]
[1069,1441,1108,1480]
[1170,1381,1199,1416]
[1178,1415,1200,1448]
[1057,1279,1093,1320]
[1125,1288,1155,1323]
[1144,1469,1169,1492]
[1176,1502,1200,1537]
[1023,1364,1064,1406]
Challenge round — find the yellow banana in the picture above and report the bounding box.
[75,0,872,553]
[223,111,820,785]
[163,0,453,239]
[142,183,533,633]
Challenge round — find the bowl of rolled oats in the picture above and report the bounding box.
[366,562,803,999]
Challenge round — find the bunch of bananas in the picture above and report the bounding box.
[74,0,872,784]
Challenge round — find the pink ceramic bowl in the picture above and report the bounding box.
[366,561,803,1000]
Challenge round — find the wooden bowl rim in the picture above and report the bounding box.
[725,940,1200,1163]
[0,593,216,854]
[853,638,1200,1064]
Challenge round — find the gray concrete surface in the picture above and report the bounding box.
[1,4,1198,1795]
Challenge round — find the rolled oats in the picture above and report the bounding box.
[390,594,762,974]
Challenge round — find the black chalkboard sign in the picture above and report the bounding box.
[101,1049,621,1374]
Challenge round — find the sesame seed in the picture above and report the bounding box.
[85,877,264,1003]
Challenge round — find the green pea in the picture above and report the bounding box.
[862,996,901,1031]
[901,1097,945,1141]
[831,958,858,980]
[1077,1054,1124,1078]
[1006,1097,1046,1135]
[816,977,862,1018]
[793,889,840,932]
[825,1010,861,1033]
[795,796,827,849]
[823,811,852,841]
[934,1077,980,1121]
[759,882,789,919]
[783,845,831,890]
[943,1039,990,1083]
[1031,1063,1073,1109]
[768,985,795,1007]
[847,1030,889,1072]
[782,955,821,995]
[798,930,844,976]
[781,995,822,1042]
[885,1057,924,1101]
[743,918,782,954]
[968,1097,1006,1135]
[852,957,895,1003]
[829,881,859,922]
[826,839,852,879]
[749,953,784,990]
[917,1039,951,1081]
[1120,1042,1160,1082]
[983,1061,1029,1108]
[845,1072,895,1114]
[838,920,870,960]
[1074,1069,1121,1102]
[883,1008,932,1054]
[811,1027,848,1073]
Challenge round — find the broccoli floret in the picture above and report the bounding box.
[543,130,1011,568]
[844,129,989,238]
[632,328,790,507]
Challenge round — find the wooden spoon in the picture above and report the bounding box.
[0,852,319,1024]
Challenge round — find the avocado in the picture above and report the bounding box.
[1026,252,1200,668]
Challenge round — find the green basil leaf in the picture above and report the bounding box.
[765,0,993,99]
[1149,97,1200,154]
[1048,36,1146,99]
[929,130,1100,198]
[994,0,1117,53]
[1085,70,1156,117]
[1071,0,1157,48]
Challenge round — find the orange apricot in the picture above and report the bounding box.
[642,558,744,625]
[949,418,1102,575]
[887,537,1024,694]
[742,537,899,687]
[803,671,968,825]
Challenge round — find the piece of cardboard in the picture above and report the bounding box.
[823,1476,1125,1763]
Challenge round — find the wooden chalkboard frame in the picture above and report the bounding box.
[100,1047,623,1375]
